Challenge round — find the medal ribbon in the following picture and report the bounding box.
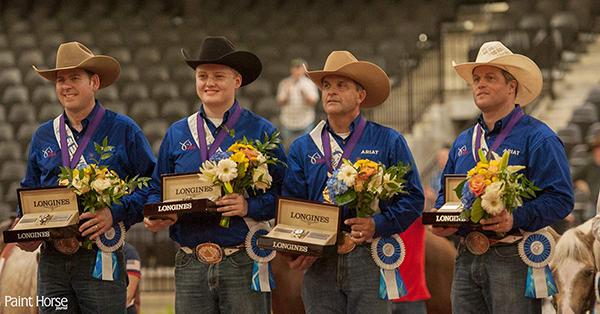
[197,103,243,162]
[473,106,524,163]
[60,104,106,169]
[322,115,367,172]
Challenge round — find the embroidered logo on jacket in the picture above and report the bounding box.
[43,146,56,158]
[502,148,521,156]
[179,139,196,151]
[457,145,468,156]
[360,149,379,155]
[308,152,325,165]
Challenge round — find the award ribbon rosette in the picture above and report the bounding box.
[594,272,600,313]
[93,222,126,281]
[519,229,558,298]
[371,235,407,300]
[245,224,276,292]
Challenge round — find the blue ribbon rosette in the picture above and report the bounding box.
[245,224,276,292]
[92,222,125,281]
[518,229,558,298]
[371,235,407,300]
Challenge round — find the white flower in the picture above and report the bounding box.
[252,164,272,191]
[198,160,218,183]
[506,165,525,173]
[367,168,384,193]
[337,164,357,187]
[216,159,238,182]
[256,153,267,164]
[72,176,90,194]
[91,178,112,194]
[481,183,504,215]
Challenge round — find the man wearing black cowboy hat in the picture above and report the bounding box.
[144,36,286,314]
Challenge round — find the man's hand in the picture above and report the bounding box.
[429,208,459,237]
[144,215,177,232]
[481,209,513,233]
[278,251,318,271]
[344,217,376,244]
[216,194,248,217]
[16,240,42,252]
[79,207,114,240]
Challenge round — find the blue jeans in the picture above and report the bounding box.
[452,242,541,314]
[392,300,427,314]
[281,123,314,151]
[174,248,270,314]
[37,243,127,314]
[302,245,392,314]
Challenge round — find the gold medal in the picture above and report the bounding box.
[337,232,356,254]
[195,243,223,264]
[53,237,80,255]
[465,231,490,255]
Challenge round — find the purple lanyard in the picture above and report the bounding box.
[322,115,367,172]
[60,104,106,169]
[197,103,243,162]
[474,107,524,162]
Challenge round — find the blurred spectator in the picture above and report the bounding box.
[424,146,450,210]
[124,242,142,314]
[276,58,319,150]
[572,134,600,205]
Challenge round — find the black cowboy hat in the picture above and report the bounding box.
[181,36,262,86]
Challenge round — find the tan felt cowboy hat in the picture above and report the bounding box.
[305,51,391,108]
[453,41,543,106]
[33,42,120,89]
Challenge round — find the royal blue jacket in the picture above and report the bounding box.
[147,102,287,247]
[435,105,574,236]
[20,101,157,228]
[282,115,424,237]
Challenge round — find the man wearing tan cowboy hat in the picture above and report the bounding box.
[431,41,573,313]
[281,51,424,314]
[15,42,156,313]
[144,36,286,314]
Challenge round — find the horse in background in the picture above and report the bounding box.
[0,219,39,314]
[549,219,600,314]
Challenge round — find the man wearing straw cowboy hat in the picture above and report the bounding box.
[15,42,156,313]
[144,36,286,314]
[431,41,573,313]
[281,51,424,314]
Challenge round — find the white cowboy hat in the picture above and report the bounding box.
[453,41,543,106]
[304,51,390,108]
[33,42,121,89]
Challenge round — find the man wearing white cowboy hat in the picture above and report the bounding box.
[431,41,573,313]
[16,42,156,313]
[144,36,286,314]
[281,51,424,314]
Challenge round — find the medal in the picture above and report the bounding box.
[337,232,356,254]
[53,237,80,255]
[195,243,223,264]
[465,231,489,255]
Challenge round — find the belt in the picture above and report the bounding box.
[461,232,523,255]
[181,243,245,264]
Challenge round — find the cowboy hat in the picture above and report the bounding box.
[305,51,390,108]
[453,41,543,106]
[33,42,120,89]
[181,36,262,86]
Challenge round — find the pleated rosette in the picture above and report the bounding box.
[518,229,558,298]
[245,223,277,292]
[92,222,125,281]
[371,234,407,299]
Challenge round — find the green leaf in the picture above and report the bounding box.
[454,180,466,199]
[459,210,471,219]
[335,190,357,205]
[102,137,108,147]
[470,198,484,223]
[100,153,113,160]
[94,142,102,154]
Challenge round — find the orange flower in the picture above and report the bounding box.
[468,174,486,196]
[359,166,377,180]
[240,148,259,160]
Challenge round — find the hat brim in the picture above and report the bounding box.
[181,49,262,86]
[453,54,543,106]
[33,55,121,89]
[305,62,390,108]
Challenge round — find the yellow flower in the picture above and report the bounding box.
[467,169,477,177]
[73,169,79,176]
[489,160,500,167]
[230,151,249,165]
[478,169,488,175]
[354,159,377,169]
[492,176,499,182]
[227,143,253,153]
[485,179,492,186]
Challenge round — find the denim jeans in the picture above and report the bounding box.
[451,242,541,314]
[281,123,314,151]
[392,300,427,314]
[174,248,270,314]
[37,243,127,314]
[302,245,392,314]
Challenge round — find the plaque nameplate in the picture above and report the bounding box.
[257,197,342,256]
[144,172,221,219]
[4,186,80,243]
[422,174,480,228]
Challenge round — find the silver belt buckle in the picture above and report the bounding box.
[195,243,223,264]
[465,231,490,255]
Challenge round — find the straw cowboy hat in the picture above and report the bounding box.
[33,42,120,89]
[453,41,543,106]
[181,36,262,86]
[305,51,391,108]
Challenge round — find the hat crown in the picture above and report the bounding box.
[55,42,95,68]
[197,36,236,61]
[475,41,513,63]
[322,51,359,71]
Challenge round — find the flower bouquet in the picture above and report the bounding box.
[324,159,411,217]
[198,131,285,228]
[58,137,151,249]
[455,149,541,234]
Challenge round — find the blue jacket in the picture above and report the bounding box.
[282,115,425,237]
[435,106,574,236]
[147,102,287,247]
